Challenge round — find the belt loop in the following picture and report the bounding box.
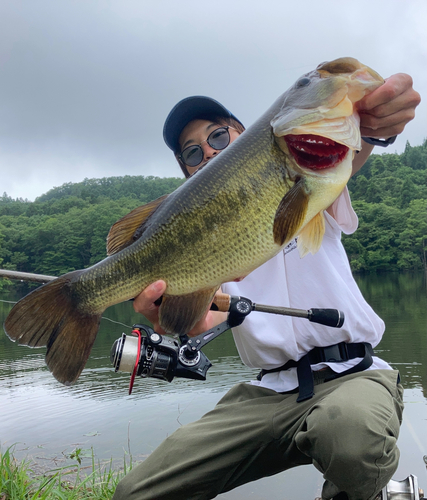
[296,354,314,402]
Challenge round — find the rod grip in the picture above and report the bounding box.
[211,293,231,312]
[307,309,345,328]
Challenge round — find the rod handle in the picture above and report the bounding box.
[307,309,345,328]
[211,293,231,312]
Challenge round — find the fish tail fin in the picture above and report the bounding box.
[4,270,102,385]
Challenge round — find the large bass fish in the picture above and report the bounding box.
[4,57,383,385]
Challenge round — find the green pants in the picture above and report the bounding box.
[113,369,403,500]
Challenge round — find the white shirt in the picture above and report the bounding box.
[222,188,391,393]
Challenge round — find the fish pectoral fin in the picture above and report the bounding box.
[159,287,219,335]
[297,211,325,257]
[106,194,169,255]
[273,180,309,246]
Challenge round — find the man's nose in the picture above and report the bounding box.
[201,142,218,161]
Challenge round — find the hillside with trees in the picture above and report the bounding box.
[343,140,426,272]
[0,176,184,289]
[0,141,425,290]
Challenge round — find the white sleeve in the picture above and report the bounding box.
[326,187,358,235]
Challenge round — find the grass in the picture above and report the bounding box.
[0,445,133,499]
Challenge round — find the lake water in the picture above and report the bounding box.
[1,272,426,499]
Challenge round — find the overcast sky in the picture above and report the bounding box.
[1,0,426,201]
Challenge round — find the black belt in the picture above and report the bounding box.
[257,342,374,403]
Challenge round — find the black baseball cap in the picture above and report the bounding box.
[163,96,244,153]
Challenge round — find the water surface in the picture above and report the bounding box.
[1,272,426,499]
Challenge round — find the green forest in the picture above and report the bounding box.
[0,140,426,291]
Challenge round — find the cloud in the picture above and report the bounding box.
[1,0,426,200]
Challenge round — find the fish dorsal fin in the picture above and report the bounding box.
[159,287,218,335]
[297,211,326,257]
[273,180,308,246]
[106,195,168,255]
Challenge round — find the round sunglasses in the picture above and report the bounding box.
[178,126,236,168]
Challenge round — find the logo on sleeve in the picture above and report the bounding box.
[284,238,298,255]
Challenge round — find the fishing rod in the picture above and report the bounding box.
[0,268,343,331]
[0,269,56,283]
[0,267,343,332]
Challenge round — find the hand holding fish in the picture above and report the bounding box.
[133,280,167,332]
[133,280,226,337]
[357,73,421,139]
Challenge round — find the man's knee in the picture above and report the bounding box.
[113,476,132,500]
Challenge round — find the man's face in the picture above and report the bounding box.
[178,119,241,176]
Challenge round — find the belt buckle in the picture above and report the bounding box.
[322,342,348,363]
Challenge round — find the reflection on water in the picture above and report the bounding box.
[1,272,426,499]
[355,272,427,395]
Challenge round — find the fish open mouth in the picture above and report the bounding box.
[284,134,349,170]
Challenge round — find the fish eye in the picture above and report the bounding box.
[296,77,311,88]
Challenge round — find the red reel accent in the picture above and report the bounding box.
[128,328,142,395]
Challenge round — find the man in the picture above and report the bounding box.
[113,73,420,500]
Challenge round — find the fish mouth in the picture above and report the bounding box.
[283,134,349,170]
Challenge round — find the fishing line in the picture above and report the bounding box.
[0,297,133,329]
[100,316,133,329]
[404,417,426,456]
[0,299,17,304]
